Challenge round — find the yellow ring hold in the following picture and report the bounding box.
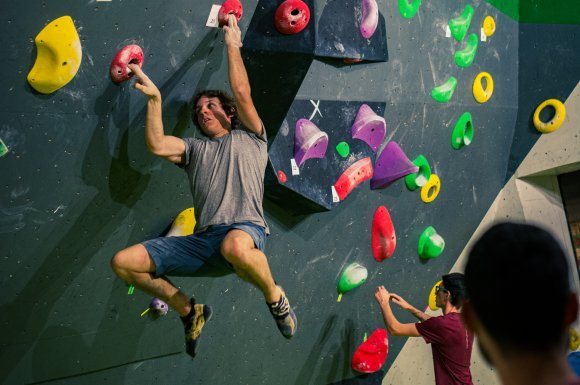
[27,16,82,94]
[533,99,566,134]
[421,174,441,203]
[473,72,494,104]
[483,16,496,37]
[428,280,442,311]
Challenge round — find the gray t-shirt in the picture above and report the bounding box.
[180,127,269,234]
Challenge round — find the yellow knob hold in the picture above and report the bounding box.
[473,72,494,104]
[421,174,441,203]
[533,99,566,134]
[27,16,82,94]
[166,208,196,237]
[483,16,496,37]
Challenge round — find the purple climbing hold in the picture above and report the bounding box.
[294,119,329,167]
[351,104,386,152]
[370,141,418,189]
[360,0,379,39]
[149,298,169,319]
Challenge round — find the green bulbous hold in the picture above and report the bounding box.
[418,226,445,259]
[431,76,457,103]
[455,33,478,68]
[405,155,431,191]
[338,263,368,295]
[449,5,474,41]
[398,0,421,19]
[336,141,350,157]
[451,112,474,150]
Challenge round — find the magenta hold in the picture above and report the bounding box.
[371,141,418,189]
[360,0,379,39]
[351,104,386,152]
[294,119,329,167]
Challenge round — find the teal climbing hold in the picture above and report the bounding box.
[404,155,431,191]
[431,77,457,103]
[398,0,421,19]
[451,112,473,150]
[455,33,478,68]
[336,141,350,157]
[449,5,474,42]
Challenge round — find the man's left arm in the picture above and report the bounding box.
[223,15,263,137]
[375,286,421,337]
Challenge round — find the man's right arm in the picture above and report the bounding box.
[390,293,432,322]
[130,64,186,164]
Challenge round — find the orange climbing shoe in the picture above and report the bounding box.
[180,298,213,358]
[268,286,297,339]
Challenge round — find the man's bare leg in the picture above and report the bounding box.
[110,244,191,316]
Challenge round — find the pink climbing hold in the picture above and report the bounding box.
[275,0,311,35]
[352,328,389,373]
[218,0,243,27]
[360,0,379,39]
[351,104,386,152]
[110,45,144,84]
[372,206,396,262]
[294,119,329,167]
[333,157,373,201]
[370,141,418,189]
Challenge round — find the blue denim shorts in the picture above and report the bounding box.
[142,222,266,277]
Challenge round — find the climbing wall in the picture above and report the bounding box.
[0,0,578,384]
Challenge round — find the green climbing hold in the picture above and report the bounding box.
[451,112,473,150]
[404,155,431,191]
[337,263,368,302]
[0,139,8,158]
[398,0,421,19]
[336,141,350,157]
[449,5,474,42]
[431,76,457,103]
[455,33,478,68]
[418,226,445,259]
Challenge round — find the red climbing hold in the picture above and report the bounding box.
[333,157,373,201]
[277,170,287,183]
[110,45,144,84]
[372,206,396,262]
[218,0,243,27]
[352,328,389,373]
[275,0,311,35]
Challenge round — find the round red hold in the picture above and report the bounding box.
[275,0,311,35]
[218,0,243,27]
[110,45,144,84]
[277,170,287,183]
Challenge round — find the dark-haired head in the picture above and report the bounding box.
[442,272,468,308]
[464,222,576,354]
[191,90,240,135]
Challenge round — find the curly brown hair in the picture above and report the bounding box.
[190,90,240,133]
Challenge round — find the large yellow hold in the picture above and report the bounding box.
[166,208,196,237]
[27,16,82,94]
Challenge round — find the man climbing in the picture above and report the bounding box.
[374,273,473,385]
[110,15,297,358]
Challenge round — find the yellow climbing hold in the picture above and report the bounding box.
[421,174,440,203]
[27,16,82,94]
[473,72,494,104]
[166,208,196,237]
[570,328,580,351]
[428,280,442,310]
[483,16,496,37]
[533,99,566,134]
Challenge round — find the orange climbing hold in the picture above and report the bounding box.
[372,206,396,262]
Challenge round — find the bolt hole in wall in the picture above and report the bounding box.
[559,169,580,274]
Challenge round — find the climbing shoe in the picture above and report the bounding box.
[268,286,297,339]
[181,298,213,358]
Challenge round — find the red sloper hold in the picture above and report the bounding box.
[333,157,373,201]
[218,0,243,27]
[275,0,311,35]
[372,205,396,262]
[352,328,389,373]
[110,45,144,84]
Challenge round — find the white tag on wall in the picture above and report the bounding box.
[331,186,340,203]
[480,28,487,42]
[445,25,451,38]
[206,4,221,28]
[290,159,300,175]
